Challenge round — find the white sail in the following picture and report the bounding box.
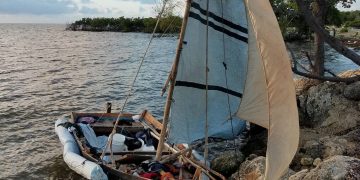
[237,0,299,179]
[168,0,248,144]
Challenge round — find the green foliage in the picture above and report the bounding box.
[346,19,360,28]
[71,16,182,33]
[340,27,349,32]
[269,0,358,40]
[341,10,360,28]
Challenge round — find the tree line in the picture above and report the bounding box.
[67,4,359,38]
[66,16,183,33]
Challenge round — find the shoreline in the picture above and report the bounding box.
[66,24,360,48]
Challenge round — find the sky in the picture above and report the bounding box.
[0,0,172,24]
[0,0,358,24]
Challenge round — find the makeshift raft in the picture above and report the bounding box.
[55,110,225,180]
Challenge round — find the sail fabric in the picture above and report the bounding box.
[237,0,299,179]
[168,0,248,144]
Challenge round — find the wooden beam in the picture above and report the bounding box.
[155,0,192,161]
[141,110,163,130]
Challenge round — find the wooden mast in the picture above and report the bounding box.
[155,0,192,161]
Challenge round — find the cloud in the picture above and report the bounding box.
[0,0,78,15]
[0,0,165,23]
[81,0,92,3]
[122,0,155,5]
[79,7,101,14]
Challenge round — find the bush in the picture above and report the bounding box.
[340,27,349,33]
[347,20,360,28]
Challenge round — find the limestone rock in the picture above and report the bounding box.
[303,82,360,134]
[344,81,360,101]
[302,136,348,159]
[341,129,360,158]
[302,140,325,158]
[305,82,344,126]
[302,155,360,180]
[294,78,319,95]
[313,158,322,166]
[300,157,313,166]
[230,156,295,180]
[322,136,348,158]
[210,151,244,177]
[289,169,308,180]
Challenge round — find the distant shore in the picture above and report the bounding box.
[65,16,182,34]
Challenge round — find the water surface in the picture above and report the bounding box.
[0,24,176,179]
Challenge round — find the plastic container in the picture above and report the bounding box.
[107,133,127,152]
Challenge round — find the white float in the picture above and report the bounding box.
[55,118,108,180]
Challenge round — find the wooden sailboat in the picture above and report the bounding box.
[55,0,299,179]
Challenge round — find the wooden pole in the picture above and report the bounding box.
[106,102,112,113]
[155,0,192,161]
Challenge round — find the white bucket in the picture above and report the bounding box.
[107,133,127,152]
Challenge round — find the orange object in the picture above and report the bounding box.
[160,170,174,180]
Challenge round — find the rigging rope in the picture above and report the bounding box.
[99,0,169,162]
[220,0,236,145]
[204,0,210,163]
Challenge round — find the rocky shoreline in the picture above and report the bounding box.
[200,69,360,179]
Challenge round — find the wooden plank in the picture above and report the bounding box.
[141,110,163,130]
[71,112,134,123]
[192,168,202,180]
[99,151,170,156]
[91,125,144,135]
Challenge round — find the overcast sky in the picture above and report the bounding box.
[0,0,358,24]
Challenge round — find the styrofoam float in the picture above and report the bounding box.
[55,118,108,180]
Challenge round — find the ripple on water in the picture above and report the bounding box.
[0,24,176,179]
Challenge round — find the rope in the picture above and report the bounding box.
[204,0,210,163]
[220,0,236,146]
[99,0,169,162]
[220,0,240,177]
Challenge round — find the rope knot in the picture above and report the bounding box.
[223,62,227,70]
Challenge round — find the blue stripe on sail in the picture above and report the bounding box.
[189,11,248,43]
[191,2,248,34]
[175,81,243,98]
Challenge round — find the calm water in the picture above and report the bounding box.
[0,24,358,179]
[0,24,176,179]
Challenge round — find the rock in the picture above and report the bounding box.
[341,129,360,159]
[289,169,309,180]
[300,157,313,166]
[301,136,348,159]
[247,154,258,161]
[294,78,320,95]
[313,158,322,166]
[322,136,348,158]
[302,81,360,134]
[230,156,265,180]
[230,156,295,180]
[301,156,360,180]
[241,125,267,157]
[193,132,249,162]
[338,69,360,78]
[344,81,360,101]
[210,151,244,177]
[302,140,325,158]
